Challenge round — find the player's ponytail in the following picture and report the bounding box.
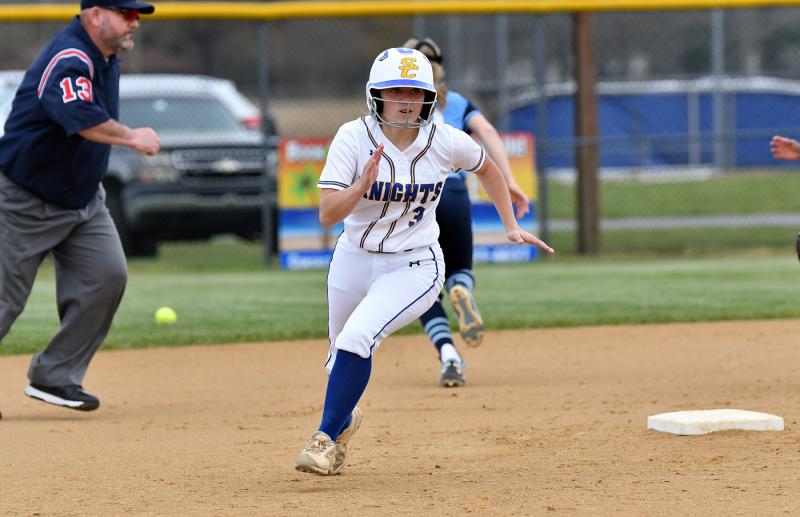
[432,62,448,110]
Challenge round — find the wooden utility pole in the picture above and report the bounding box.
[573,12,600,254]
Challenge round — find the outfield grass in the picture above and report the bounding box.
[3,249,800,356]
[6,168,800,355]
[549,226,799,255]
[547,169,800,219]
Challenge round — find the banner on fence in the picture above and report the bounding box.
[277,132,538,269]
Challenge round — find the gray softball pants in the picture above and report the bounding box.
[0,173,127,387]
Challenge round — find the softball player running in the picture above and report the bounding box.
[769,135,800,260]
[404,37,532,387]
[295,47,554,475]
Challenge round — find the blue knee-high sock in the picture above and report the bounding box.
[445,269,475,292]
[319,350,372,441]
[420,300,455,355]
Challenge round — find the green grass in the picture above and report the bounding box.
[6,168,800,355]
[4,250,800,355]
[128,238,271,272]
[549,226,799,255]
[547,170,800,219]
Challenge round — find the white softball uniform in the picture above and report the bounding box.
[319,115,486,369]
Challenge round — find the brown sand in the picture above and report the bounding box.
[1,319,799,515]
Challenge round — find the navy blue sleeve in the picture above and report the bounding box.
[444,91,482,135]
[461,97,481,133]
[462,97,480,120]
[38,55,110,137]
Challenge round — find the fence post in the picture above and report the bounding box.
[496,13,510,130]
[711,9,726,171]
[258,21,276,267]
[534,15,550,247]
[573,11,600,255]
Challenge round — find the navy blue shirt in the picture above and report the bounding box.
[0,16,118,209]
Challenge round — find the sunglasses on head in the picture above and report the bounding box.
[102,6,140,22]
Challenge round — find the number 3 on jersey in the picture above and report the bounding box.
[59,76,93,103]
[409,206,425,227]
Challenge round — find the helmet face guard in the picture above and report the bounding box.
[365,48,438,128]
[367,90,437,128]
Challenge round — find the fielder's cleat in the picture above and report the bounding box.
[440,360,466,388]
[330,406,364,475]
[295,431,337,475]
[24,384,100,411]
[448,284,485,348]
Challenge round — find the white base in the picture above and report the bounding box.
[647,409,784,435]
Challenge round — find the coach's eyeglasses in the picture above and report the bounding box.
[102,7,140,22]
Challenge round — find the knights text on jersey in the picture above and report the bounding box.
[318,115,485,253]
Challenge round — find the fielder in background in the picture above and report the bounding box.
[0,0,159,413]
[403,37,531,388]
[770,135,800,161]
[770,134,800,259]
[295,47,554,476]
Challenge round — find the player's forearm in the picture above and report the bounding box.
[476,125,515,185]
[319,187,364,227]
[476,160,518,231]
[470,116,518,188]
[79,119,136,147]
[81,120,160,156]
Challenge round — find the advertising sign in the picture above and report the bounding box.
[277,133,538,269]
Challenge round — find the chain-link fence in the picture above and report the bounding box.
[3,3,800,263]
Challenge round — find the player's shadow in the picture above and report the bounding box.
[0,411,96,422]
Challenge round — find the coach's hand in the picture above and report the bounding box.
[771,135,800,161]
[132,127,160,156]
[506,226,554,255]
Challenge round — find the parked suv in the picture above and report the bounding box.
[0,72,278,257]
[107,74,278,256]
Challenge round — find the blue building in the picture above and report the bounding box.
[510,76,800,171]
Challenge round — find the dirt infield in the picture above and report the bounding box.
[1,319,800,515]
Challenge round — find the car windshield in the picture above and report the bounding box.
[120,96,243,132]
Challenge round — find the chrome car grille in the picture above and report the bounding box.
[172,148,267,176]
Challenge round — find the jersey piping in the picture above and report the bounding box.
[378,123,438,252]
[318,180,350,189]
[466,148,485,172]
[359,116,396,250]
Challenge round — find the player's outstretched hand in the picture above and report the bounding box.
[508,182,530,219]
[770,135,800,161]
[356,143,383,193]
[506,226,555,255]
[132,127,160,156]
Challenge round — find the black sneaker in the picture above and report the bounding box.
[25,384,100,411]
[439,360,466,388]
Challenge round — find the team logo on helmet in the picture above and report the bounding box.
[399,57,419,79]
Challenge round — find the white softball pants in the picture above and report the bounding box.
[324,237,445,372]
